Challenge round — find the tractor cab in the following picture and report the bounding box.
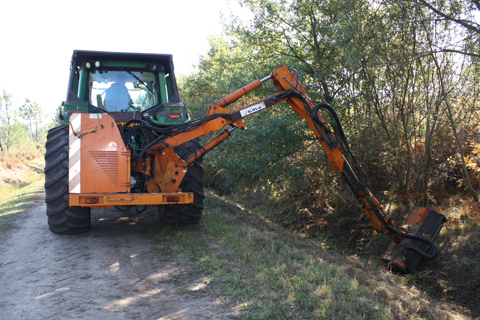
[57,50,188,126]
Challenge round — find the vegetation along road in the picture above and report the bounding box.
[0,178,476,319]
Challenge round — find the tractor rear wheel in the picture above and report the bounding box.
[44,126,91,234]
[158,139,205,225]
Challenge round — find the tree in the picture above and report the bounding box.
[178,0,479,205]
[180,36,316,193]
[414,0,480,59]
[0,89,15,151]
[20,98,47,142]
[229,0,371,104]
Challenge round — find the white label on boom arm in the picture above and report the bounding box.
[239,101,266,118]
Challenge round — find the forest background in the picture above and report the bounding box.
[1,0,479,316]
[176,0,480,209]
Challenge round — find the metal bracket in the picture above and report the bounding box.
[69,116,104,137]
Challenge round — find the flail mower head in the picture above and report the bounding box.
[382,208,446,273]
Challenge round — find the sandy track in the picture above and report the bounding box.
[0,199,231,320]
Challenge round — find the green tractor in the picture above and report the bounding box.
[44,50,204,234]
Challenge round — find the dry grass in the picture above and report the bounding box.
[0,149,44,205]
[408,198,480,317]
[0,179,45,232]
[148,191,472,319]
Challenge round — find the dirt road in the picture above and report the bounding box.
[0,197,232,320]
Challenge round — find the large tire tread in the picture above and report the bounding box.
[44,126,91,234]
[44,167,68,188]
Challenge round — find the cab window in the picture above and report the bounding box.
[89,71,158,112]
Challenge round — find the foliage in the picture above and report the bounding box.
[231,0,371,104]
[180,37,331,200]
[19,98,48,142]
[0,148,44,232]
[413,0,480,59]
[0,89,16,152]
[179,36,278,116]
[0,90,50,152]
[179,0,480,210]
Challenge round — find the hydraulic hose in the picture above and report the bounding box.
[392,227,438,260]
[363,173,439,260]
[303,98,440,260]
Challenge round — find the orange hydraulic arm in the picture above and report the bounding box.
[144,65,396,236]
[134,65,445,272]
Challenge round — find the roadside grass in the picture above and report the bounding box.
[149,191,468,320]
[0,147,474,318]
[230,188,480,318]
[405,197,480,317]
[0,179,45,231]
[0,150,45,232]
[0,149,44,204]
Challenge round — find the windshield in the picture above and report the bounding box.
[89,71,158,112]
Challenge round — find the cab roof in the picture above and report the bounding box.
[71,50,175,74]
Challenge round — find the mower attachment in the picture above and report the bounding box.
[382,208,446,273]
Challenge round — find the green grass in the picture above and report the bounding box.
[405,201,480,317]
[149,192,465,320]
[0,178,45,231]
[0,150,45,231]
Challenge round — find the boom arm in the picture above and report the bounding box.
[145,66,395,233]
[132,65,445,273]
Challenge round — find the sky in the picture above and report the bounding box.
[0,0,243,116]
